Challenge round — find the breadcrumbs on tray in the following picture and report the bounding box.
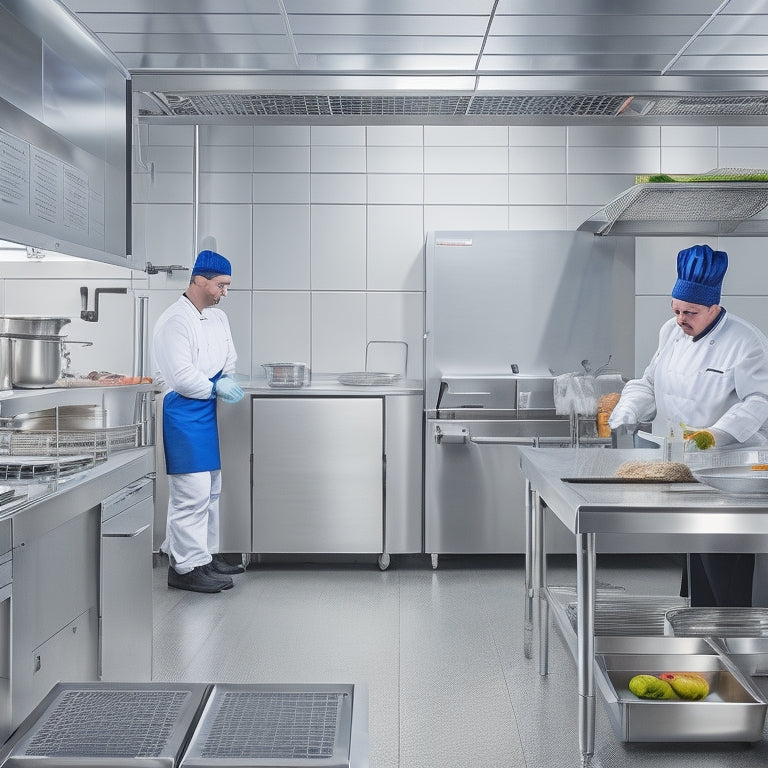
[615,460,695,482]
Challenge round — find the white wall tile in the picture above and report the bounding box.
[567,146,661,175]
[424,146,508,174]
[367,146,423,174]
[661,146,719,173]
[198,125,254,145]
[508,206,567,230]
[200,146,253,173]
[252,204,310,290]
[424,125,508,146]
[661,126,717,147]
[725,297,768,336]
[310,174,366,203]
[252,291,311,370]
[311,292,367,373]
[367,125,423,146]
[135,146,191,174]
[718,237,768,296]
[367,206,424,291]
[424,174,508,205]
[310,146,366,173]
[132,203,193,268]
[719,126,768,146]
[367,174,423,205]
[311,126,366,146]
[567,174,636,207]
[133,173,193,204]
[566,206,603,231]
[634,296,672,377]
[196,203,253,287]
[509,126,565,146]
[366,292,424,379]
[568,125,660,147]
[508,174,566,205]
[254,126,310,146]
[147,125,194,146]
[718,147,768,169]
[219,290,252,378]
[423,205,508,231]
[253,146,310,172]
[253,173,310,204]
[200,172,252,204]
[310,205,366,290]
[508,145,566,174]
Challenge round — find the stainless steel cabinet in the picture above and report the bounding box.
[100,478,154,681]
[251,397,384,554]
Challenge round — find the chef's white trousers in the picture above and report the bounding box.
[163,470,221,574]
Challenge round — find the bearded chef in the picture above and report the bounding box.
[609,243,768,607]
[153,249,246,594]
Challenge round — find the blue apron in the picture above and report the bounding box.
[163,371,222,474]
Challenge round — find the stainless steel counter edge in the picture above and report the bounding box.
[11,447,155,544]
[518,447,768,549]
[241,377,423,396]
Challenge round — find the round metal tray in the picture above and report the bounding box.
[693,465,768,496]
[338,372,401,386]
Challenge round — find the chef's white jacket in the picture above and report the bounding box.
[152,296,237,398]
[609,311,768,446]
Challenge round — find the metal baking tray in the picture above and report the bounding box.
[595,641,767,742]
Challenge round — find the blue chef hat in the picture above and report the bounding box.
[671,244,728,306]
[191,249,231,279]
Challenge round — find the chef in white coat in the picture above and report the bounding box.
[609,243,768,606]
[153,249,246,593]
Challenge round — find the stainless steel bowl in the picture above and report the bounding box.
[0,315,71,337]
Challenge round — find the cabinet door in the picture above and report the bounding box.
[252,397,383,553]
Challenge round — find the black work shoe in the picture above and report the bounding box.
[201,563,234,589]
[209,553,245,575]
[168,565,226,593]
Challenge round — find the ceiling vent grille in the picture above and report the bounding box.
[138,92,768,119]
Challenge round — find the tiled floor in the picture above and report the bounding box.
[152,552,768,768]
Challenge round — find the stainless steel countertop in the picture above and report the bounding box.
[518,447,768,552]
[241,375,423,396]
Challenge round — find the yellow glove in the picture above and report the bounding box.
[683,429,716,450]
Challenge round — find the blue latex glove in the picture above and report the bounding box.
[215,376,244,404]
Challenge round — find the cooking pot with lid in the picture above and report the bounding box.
[0,315,71,337]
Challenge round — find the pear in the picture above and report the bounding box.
[658,672,710,700]
[628,674,678,699]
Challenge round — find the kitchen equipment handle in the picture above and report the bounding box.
[470,436,537,445]
[102,523,151,538]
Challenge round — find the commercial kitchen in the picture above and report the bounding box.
[5,2,768,767]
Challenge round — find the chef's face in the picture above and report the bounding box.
[197,274,231,306]
[671,299,719,336]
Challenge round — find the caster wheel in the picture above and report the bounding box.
[377,553,390,571]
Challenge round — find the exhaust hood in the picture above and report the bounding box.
[578,169,768,237]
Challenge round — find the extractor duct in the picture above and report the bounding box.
[137,92,768,119]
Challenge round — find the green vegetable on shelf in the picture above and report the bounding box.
[628,674,678,700]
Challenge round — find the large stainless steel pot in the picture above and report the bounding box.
[0,315,71,337]
[0,337,10,391]
[10,337,62,388]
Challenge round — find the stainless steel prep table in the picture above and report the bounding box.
[518,447,768,766]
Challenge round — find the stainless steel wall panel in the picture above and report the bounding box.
[252,204,310,290]
[252,172,310,204]
[0,8,41,120]
[366,146,423,174]
[508,174,566,205]
[311,145,367,173]
[367,174,423,205]
[310,173,367,204]
[424,174,508,206]
[508,145,566,174]
[251,291,311,369]
[253,145,310,172]
[310,204,366,289]
[311,293,367,372]
[424,146,508,175]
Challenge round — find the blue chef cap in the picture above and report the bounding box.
[671,244,727,306]
[191,249,231,279]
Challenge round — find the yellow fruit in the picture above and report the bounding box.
[658,672,709,700]
[628,674,678,699]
